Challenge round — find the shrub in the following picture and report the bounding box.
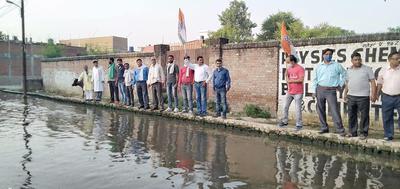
[244,104,271,119]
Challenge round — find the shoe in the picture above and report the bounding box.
[345,133,357,137]
[359,135,367,140]
[294,127,302,132]
[151,107,159,111]
[138,106,144,109]
[384,137,393,141]
[181,109,188,113]
[278,122,288,128]
[188,110,193,114]
[318,130,329,134]
[221,115,227,119]
[173,108,179,113]
[337,132,346,137]
[213,113,220,118]
[166,108,172,112]
[200,113,207,117]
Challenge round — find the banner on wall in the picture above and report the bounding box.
[278,40,400,118]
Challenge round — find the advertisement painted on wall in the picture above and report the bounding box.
[278,40,400,120]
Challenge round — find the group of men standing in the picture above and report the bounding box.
[280,48,400,141]
[78,55,231,119]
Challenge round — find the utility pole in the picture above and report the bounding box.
[6,0,27,97]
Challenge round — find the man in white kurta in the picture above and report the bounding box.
[92,60,104,101]
[78,65,93,101]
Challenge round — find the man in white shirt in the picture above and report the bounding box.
[123,63,134,106]
[185,56,213,117]
[377,51,400,141]
[92,60,104,102]
[147,56,165,111]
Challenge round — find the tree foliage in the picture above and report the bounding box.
[257,11,355,41]
[42,38,62,58]
[388,26,400,33]
[209,0,257,42]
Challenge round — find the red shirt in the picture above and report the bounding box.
[287,64,305,95]
[178,66,195,85]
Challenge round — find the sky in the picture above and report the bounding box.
[0,0,399,49]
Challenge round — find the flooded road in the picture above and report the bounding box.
[0,92,399,189]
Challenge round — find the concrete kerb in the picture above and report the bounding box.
[1,89,399,158]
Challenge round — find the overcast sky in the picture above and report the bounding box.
[0,0,399,49]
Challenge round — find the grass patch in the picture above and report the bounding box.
[244,104,271,119]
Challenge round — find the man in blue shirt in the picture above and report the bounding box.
[132,59,149,109]
[312,48,346,136]
[212,59,231,119]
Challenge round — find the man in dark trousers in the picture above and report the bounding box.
[107,57,119,103]
[312,48,347,136]
[343,52,377,140]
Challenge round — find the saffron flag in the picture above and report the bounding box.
[280,21,297,57]
[178,8,187,44]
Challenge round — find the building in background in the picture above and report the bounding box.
[0,38,86,86]
[60,36,128,53]
[139,39,205,53]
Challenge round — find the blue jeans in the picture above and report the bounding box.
[195,82,207,114]
[136,81,149,108]
[181,84,193,111]
[118,81,127,104]
[215,88,227,116]
[381,94,400,138]
[166,82,178,109]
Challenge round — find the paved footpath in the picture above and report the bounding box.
[1,89,400,157]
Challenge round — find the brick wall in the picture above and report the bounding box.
[0,40,85,85]
[216,42,280,115]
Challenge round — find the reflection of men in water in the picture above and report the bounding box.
[312,48,346,136]
[92,60,105,102]
[343,52,377,139]
[279,55,305,131]
[78,65,93,101]
[377,51,400,141]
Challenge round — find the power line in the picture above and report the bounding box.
[0,4,11,11]
[0,5,18,19]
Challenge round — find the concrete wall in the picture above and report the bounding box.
[41,52,154,96]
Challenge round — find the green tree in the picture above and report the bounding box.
[42,38,62,58]
[0,31,5,40]
[257,11,303,41]
[302,23,355,38]
[85,44,109,55]
[257,11,356,41]
[388,26,400,32]
[209,0,257,42]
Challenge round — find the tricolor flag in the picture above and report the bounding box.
[280,21,297,57]
[178,8,187,45]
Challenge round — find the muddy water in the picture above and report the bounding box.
[0,92,399,189]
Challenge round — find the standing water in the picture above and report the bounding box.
[0,92,399,189]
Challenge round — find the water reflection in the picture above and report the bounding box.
[66,105,400,189]
[21,97,33,189]
[1,92,400,189]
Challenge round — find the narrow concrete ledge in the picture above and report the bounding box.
[1,89,400,157]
